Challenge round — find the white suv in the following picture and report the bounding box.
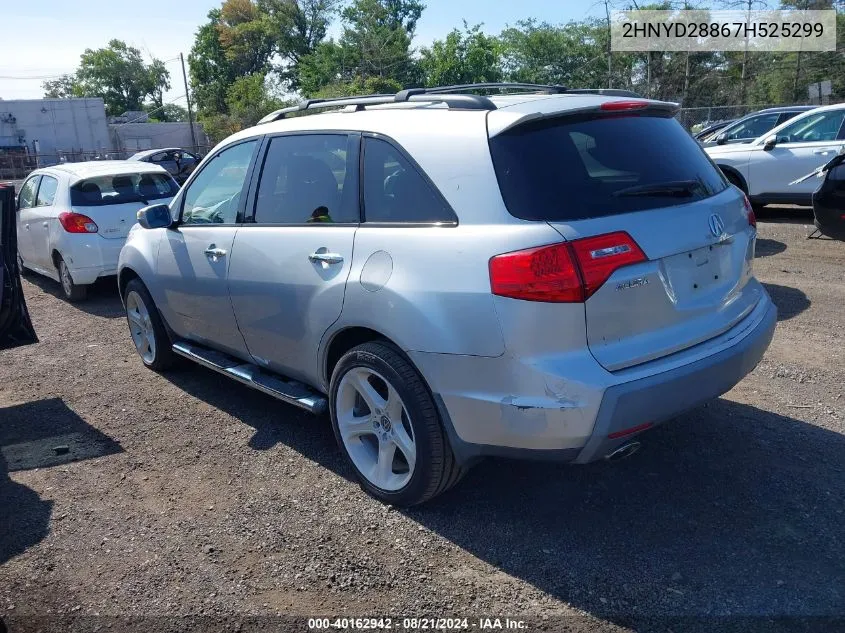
[706,103,845,207]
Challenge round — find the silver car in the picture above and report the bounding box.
[118,84,777,505]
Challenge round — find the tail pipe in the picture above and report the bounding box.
[605,441,641,462]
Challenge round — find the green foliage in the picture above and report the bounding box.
[147,103,189,122]
[420,23,502,86]
[43,40,171,116]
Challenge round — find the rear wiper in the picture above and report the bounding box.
[612,180,701,198]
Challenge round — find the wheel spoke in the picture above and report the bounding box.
[349,369,386,414]
[338,413,374,441]
[372,440,396,487]
[127,310,144,329]
[385,384,404,422]
[391,426,416,472]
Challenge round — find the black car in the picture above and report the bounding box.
[128,148,201,184]
[811,153,845,240]
[0,184,37,349]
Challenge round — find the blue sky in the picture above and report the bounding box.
[0,0,605,102]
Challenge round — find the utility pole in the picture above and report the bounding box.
[180,53,198,150]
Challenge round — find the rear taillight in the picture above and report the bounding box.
[742,195,756,228]
[489,231,646,303]
[59,212,98,234]
[569,232,646,298]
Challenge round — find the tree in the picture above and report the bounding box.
[296,0,422,96]
[72,39,170,116]
[43,75,79,99]
[189,9,237,116]
[420,23,502,87]
[217,0,277,76]
[147,103,189,122]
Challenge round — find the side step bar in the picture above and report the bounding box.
[172,341,327,415]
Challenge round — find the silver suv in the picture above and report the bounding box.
[118,84,777,505]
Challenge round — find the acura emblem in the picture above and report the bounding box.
[708,213,725,237]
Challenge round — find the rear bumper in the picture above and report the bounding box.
[573,295,777,463]
[412,294,777,465]
[61,236,125,284]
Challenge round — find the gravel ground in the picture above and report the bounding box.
[1,209,843,632]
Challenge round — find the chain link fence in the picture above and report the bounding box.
[0,145,213,181]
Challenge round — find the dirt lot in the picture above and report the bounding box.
[1,209,843,632]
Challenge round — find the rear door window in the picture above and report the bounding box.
[489,114,728,221]
[35,175,58,206]
[723,113,780,141]
[70,172,178,206]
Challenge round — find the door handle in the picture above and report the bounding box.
[24,224,30,230]
[42,222,49,228]
[203,245,227,261]
[813,149,835,155]
[308,251,344,265]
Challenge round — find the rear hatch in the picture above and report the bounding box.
[489,102,760,371]
[70,171,178,239]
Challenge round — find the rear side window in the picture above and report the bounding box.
[362,137,456,224]
[489,114,728,221]
[35,175,58,206]
[723,113,780,141]
[70,172,178,206]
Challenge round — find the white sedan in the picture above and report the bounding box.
[16,161,178,301]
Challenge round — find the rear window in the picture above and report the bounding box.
[489,114,728,221]
[70,172,178,207]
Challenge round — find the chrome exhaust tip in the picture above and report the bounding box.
[605,441,641,462]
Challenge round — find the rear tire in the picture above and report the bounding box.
[329,341,464,506]
[57,256,87,302]
[123,278,175,371]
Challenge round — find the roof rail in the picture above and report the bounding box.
[258,91,496,124]
[423,82,567,95]
[257,84,644,124]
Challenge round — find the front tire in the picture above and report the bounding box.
[329,341,463,506]
[123,278,175,371]
[57,256,88,302]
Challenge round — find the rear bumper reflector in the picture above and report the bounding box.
[608,422,653,439]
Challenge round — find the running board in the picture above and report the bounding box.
[171,341,327,415]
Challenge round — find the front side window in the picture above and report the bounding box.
[18,176,39,210]
[70,173,178,206]
[181,140,257,225]
[252,134,357,225]
[775,110,845,144]
[723,113,780,141]
[35,175,58,206]
[362,137,455,224]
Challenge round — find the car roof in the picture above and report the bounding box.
[747,105,817,115]
[35,160,169,182]
[224,92,676,149]
[130,148,183,159]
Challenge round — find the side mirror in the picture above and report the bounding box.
[716,133,728,145]
[763,134,778,150]
[137,204,173,230]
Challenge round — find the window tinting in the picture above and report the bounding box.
[70,172,178,206]
[182,140,257,225]
[362,137,455,224]
[253,134,356,225]
[35,175,58,206]
[18,177,39,210]
[489,114,728,221]
[775,110,845,143]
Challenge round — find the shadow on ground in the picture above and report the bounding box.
[164,366,845,628]
[23,274,123,319]
[762,283,811,321]
[755,238,787,258]
[0,398,123,565]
